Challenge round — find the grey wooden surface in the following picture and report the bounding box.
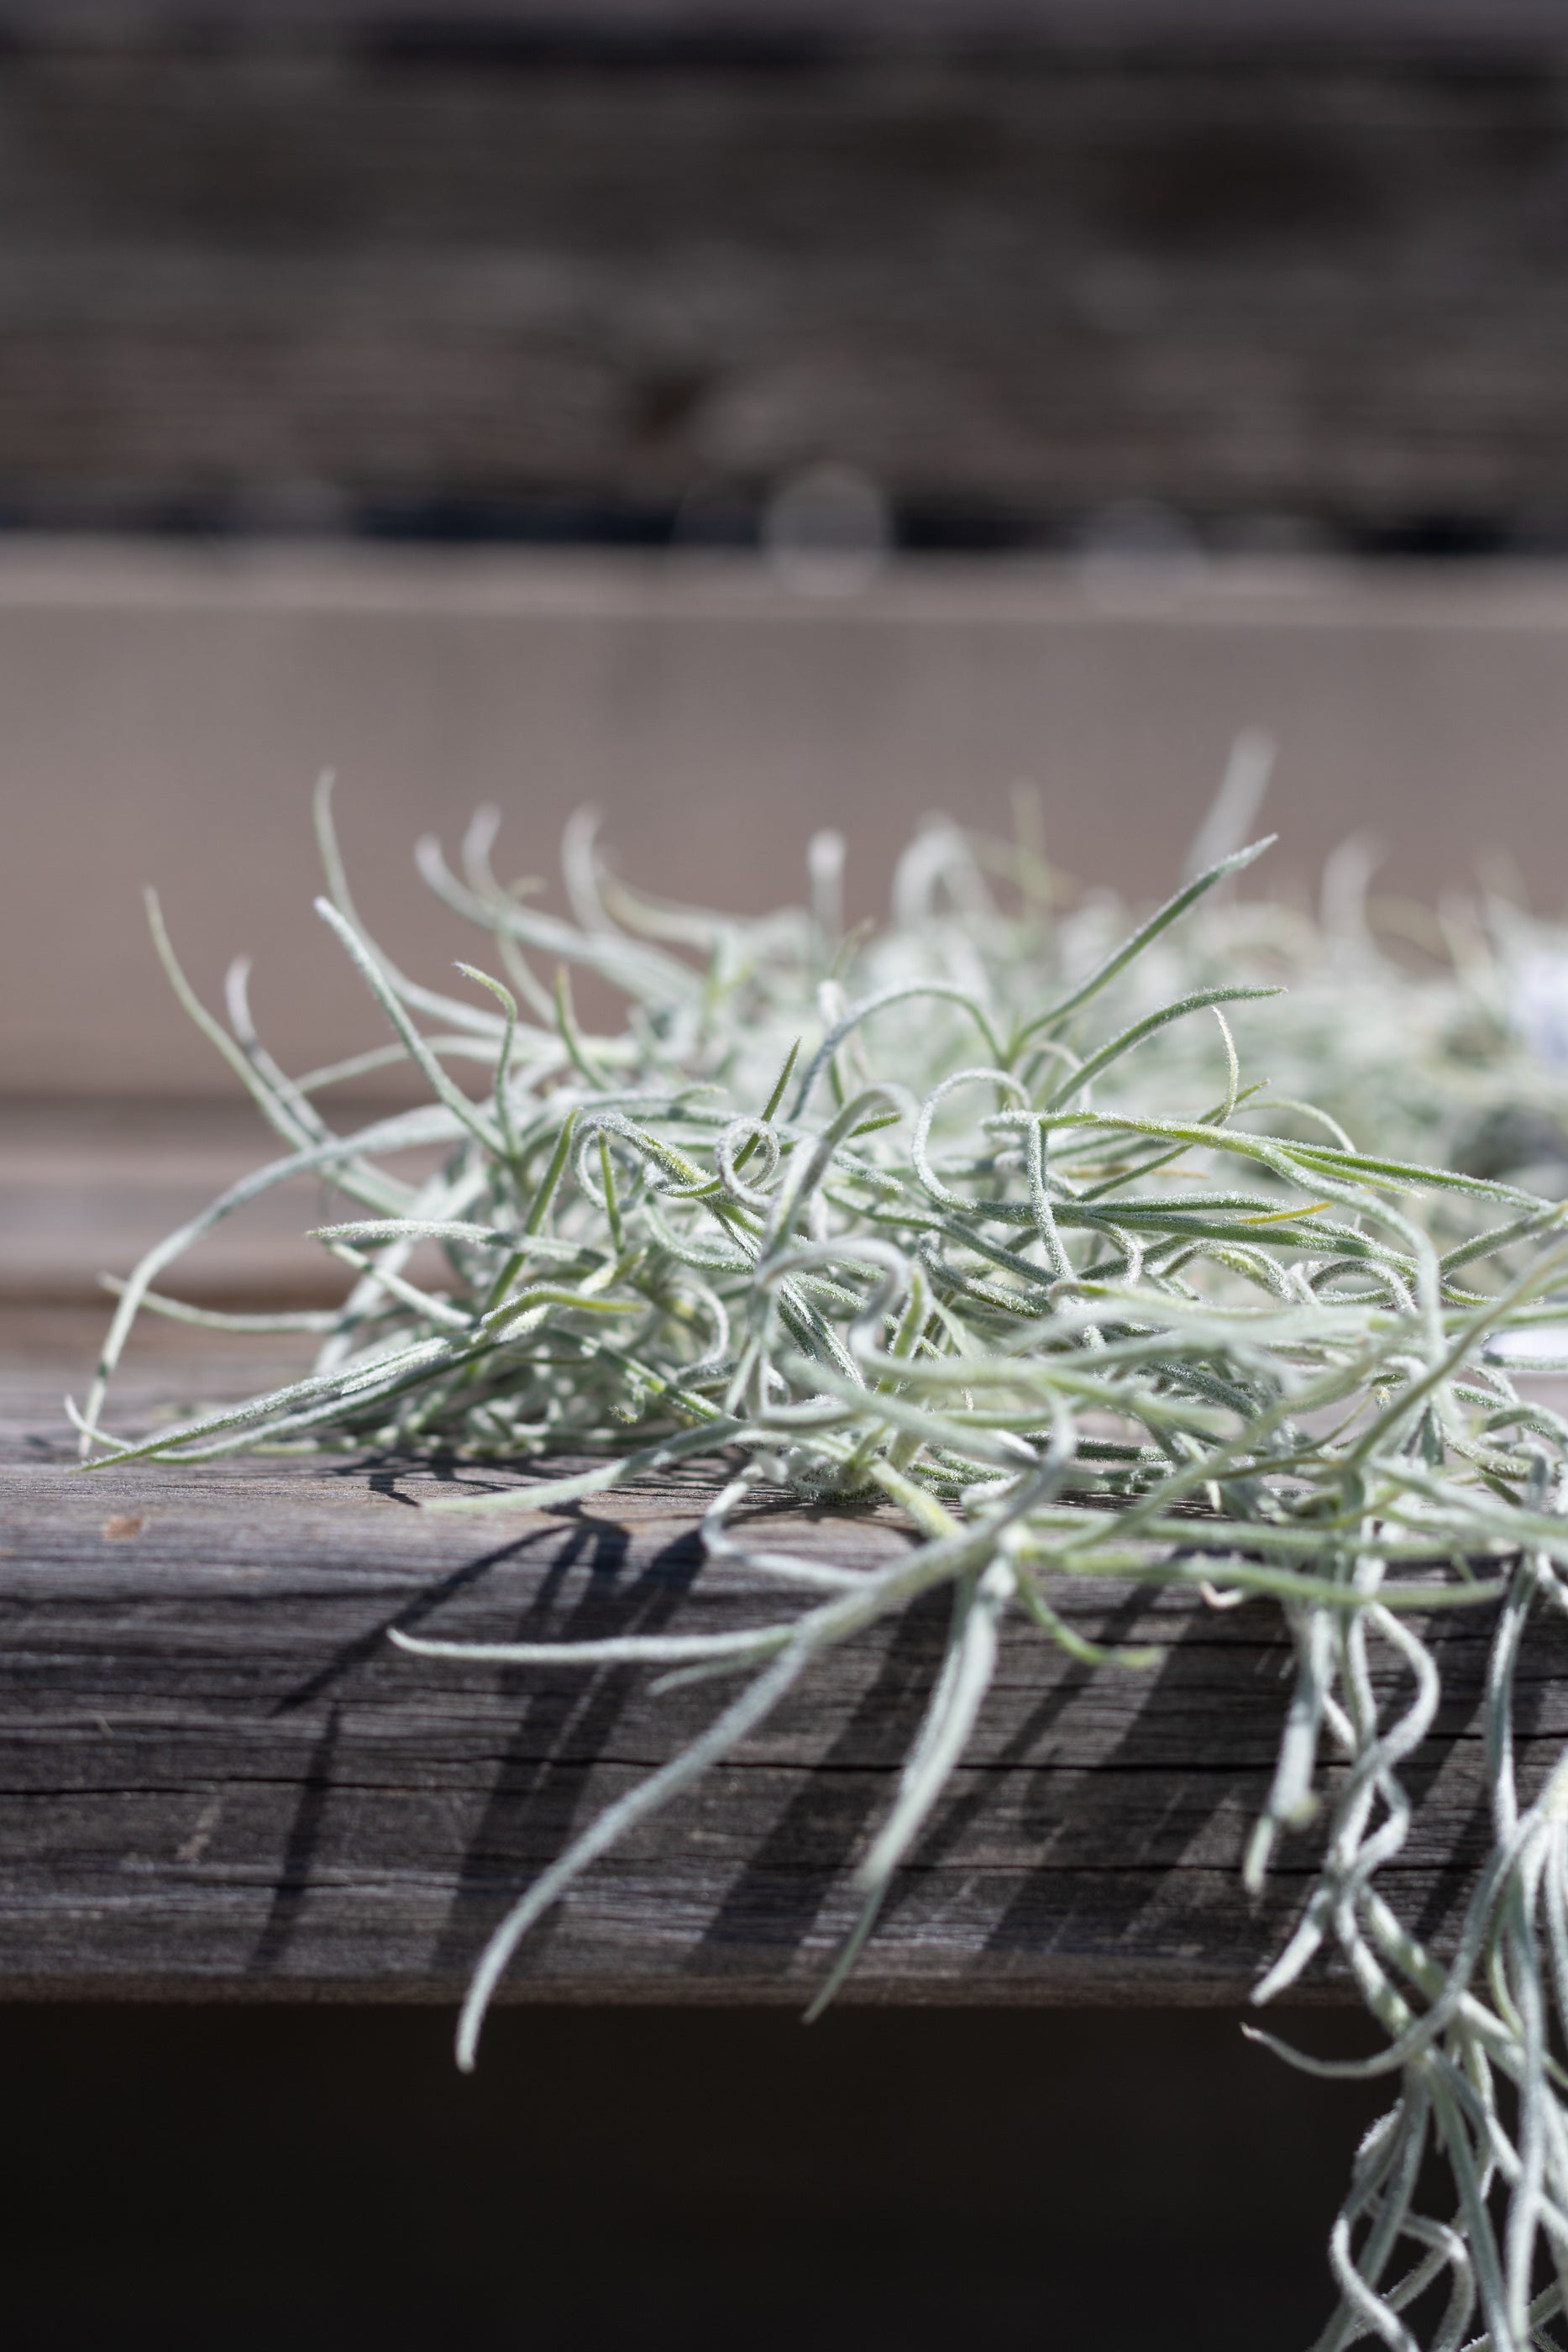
[0,1306,1535,2003]
[10,3,1565,41]
[3,48,1568,533]
[14,549,1568,1099]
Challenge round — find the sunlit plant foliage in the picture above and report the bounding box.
[75,766,1568,2350]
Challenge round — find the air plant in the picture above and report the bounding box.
[74,766,1568,2350]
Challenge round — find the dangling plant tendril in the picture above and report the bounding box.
[74,770,1568,2350]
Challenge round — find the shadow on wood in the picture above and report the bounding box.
[0,1314,1532,2004]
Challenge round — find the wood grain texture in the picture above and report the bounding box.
[0,1311,1543,2003]
[3,52,1568,525]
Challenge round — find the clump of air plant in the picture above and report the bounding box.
[76,768,1568,2351]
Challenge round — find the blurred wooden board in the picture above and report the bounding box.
[9,3,1566,41]
[13,549,1568,1098]
[0,1099,449,1305]
[0,1305,1540,2003]
[0,1100,359,1306]
[1,50,1568,532]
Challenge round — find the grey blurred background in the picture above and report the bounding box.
[8,0,1568,1092]
[5,7,1568,2345]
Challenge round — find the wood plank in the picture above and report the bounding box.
[0,1100,448,1305]
[0,1309,1534,2003]
[16,550,1568,1099]
[3,51,1568,531]
[0,1101,360,1307]
[16,3,1568,42]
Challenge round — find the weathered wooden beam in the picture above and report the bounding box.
[1,50,1568,530]
[0,1315,1534,2003]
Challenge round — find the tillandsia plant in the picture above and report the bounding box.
[71,768,1568,2351]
